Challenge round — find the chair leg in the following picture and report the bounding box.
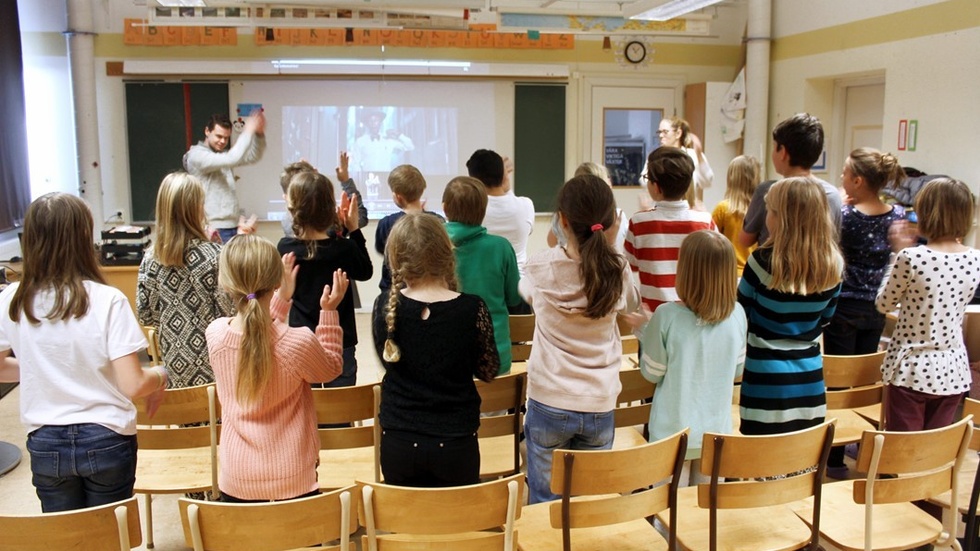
[144,493,154,549]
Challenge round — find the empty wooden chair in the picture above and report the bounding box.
[358,473,524,551]
[612,367,654,449]
[313,382,381,489]
[510,314,535,364]
[0,496,141,551]
[660,420,836,551]
[824,352,886,441]
[134,383,219,549]
[517,429,688,550]
[178,486,358,551]
[927,399,980,551]
[795,416,973,551]
[477,372,527,478]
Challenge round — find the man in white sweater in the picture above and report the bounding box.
[183,111,266,243]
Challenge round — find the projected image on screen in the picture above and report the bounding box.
[283,106,458,218]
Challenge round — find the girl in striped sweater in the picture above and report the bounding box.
[737,177,843,435]
[206,235,345,501]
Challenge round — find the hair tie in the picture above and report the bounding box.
[591,223,604,232]
[245,293,257,301]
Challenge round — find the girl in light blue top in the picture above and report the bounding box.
[628,230,747,486]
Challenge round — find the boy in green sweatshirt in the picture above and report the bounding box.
[443,176,523,374]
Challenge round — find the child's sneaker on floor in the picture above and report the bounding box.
[826,465,849,480]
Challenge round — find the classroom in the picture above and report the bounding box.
[1,0,980,549]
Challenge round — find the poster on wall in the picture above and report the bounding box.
[605,144,645,186]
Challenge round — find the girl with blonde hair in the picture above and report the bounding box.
[629,230,746,485]
[521,175,640,504]
[207,235,345,501]
[737,177,843,435]
[711,155,760,272]
[138,171,234,388]
[0,193,166,512]
[877,178,980,432]
[372,213,499,487]
[278,170,372,388]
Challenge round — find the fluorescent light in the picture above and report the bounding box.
[156,0,206,7]
[626,0,722,21]
[272,59,472,69]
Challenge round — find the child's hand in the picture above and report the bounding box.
[336,152,350,182]
[888,219,917,252]
[320,269,349,311]
[144,366,168,419]
[237,214,257,235]
[279,252,299,301]
[205,225,222,243]
[342,193,360,232]
[621,304,653,333]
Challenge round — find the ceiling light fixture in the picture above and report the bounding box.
[156,0,207,7]
[625,0,722,21]
[272,59,472,69]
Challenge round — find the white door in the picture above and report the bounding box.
[582,77,678,216]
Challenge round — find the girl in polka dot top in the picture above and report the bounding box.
[876,178,980,431]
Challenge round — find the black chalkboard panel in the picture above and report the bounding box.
[514,84,566,212]
[125,82,229,222]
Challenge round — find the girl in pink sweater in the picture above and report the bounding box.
[206,234,345,502]
[520,175,640,504]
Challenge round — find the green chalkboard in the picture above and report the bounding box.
[125,82,229,222]
[514,84,566,212]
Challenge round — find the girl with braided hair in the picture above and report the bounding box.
[372,213,499,487]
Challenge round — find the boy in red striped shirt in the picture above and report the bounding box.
[625,147,717,312]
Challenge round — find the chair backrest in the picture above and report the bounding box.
[963,398,980,451]
[959,400,980,551]
[549,429,688,551]
[144,326,162,366]
[0,496,141,551]
[617,315,640,356]
[136,383,219,450]
[698,420,836,551]
[358,473,524,551]
[615,368,654,430]
[823,352,886,410]
[313,382,380,449]
[476,372,527,477]
[853,415,973,551]
[509,314,535,363]
[178,486,358,551]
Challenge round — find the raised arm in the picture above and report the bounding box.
[184,113,266,173]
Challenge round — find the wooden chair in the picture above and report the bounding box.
[517,429,688,551]
[144,326,162,366]
[178,486,358,551]
[0,496,141,551]
[795,416,973,551]
[358,473,524,551]
[313,382,381,489]
[510,314,536,364]
[928,398,980,550]
[612,367,654,449]
[617,315,639,365]
[823,352,886,445]
[134,383,219,549]
[660,420,836,551]
[477,372,527,479]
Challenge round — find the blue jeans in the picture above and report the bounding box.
[26,424,138,512]
[524,399,614,504]
[217,227,238,243]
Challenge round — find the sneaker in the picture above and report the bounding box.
[844,443,859,459]
[826,466,849,480]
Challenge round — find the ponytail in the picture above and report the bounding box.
[236,293,275,406]
[558,175,625,319]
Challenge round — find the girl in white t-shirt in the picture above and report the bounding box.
[0,193,167,512]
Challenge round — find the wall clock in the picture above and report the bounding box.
[614,36,654,68]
